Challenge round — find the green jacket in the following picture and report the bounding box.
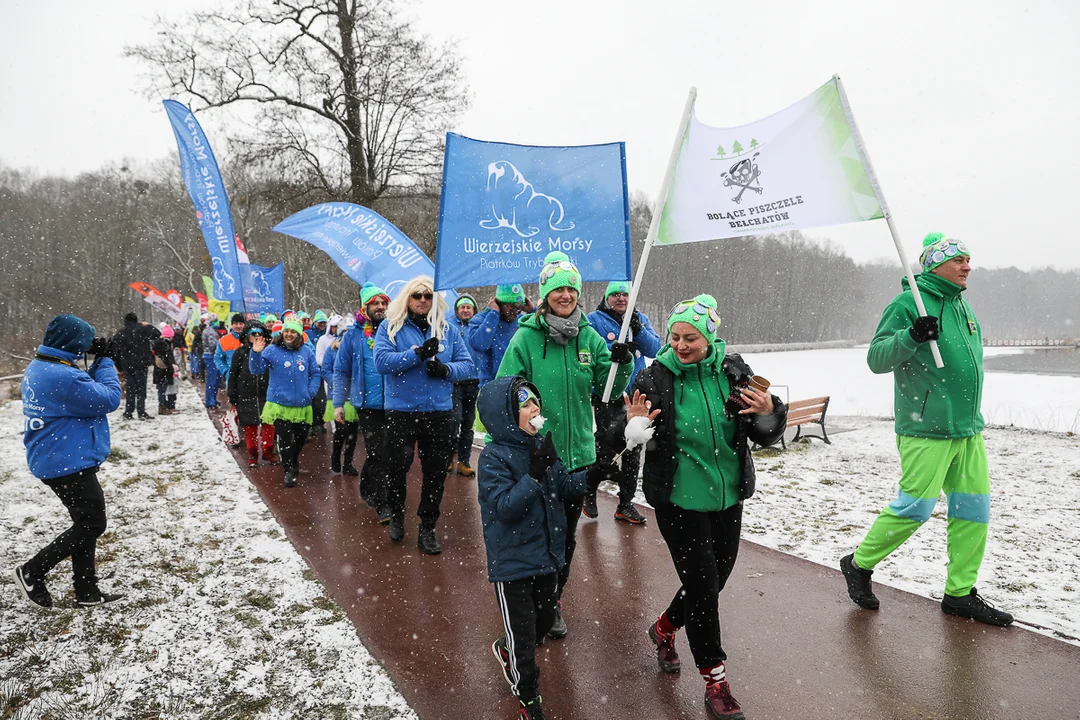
[867,272,984,439]
[655,341,742,512]
[497,311,633,471]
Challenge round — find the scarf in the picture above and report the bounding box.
[544,306,581,346]
[407,310,430,333]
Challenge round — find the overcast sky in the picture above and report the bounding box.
[2,0,1078,270]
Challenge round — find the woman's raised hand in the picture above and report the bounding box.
[251,335,266,352]
[624,389,660,422]
[738,386,774,415]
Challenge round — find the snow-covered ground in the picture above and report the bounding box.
[743,346,1080,433]
[0,383,414,720]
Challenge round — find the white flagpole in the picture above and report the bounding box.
[601,87,698,402]
[835,74,944,369]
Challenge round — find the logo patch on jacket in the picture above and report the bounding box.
[577,351,592,366]
[967,319,977,334]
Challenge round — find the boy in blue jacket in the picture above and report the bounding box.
[16,314,124,609]
[477,375,586,720]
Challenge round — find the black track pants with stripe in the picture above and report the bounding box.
[494,573,559,701]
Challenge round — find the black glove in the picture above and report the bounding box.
[609,341,633,364]
[414,337,440,359]
[425,358,451,379]
[628,311,642,337]
[529,431,558,481]
[909,316,940,343]
[88,337,111,358]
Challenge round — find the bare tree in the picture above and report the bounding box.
[127,0,469,204]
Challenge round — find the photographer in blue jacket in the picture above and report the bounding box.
[16,314,124,609]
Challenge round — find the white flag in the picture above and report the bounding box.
[657,77,884,245]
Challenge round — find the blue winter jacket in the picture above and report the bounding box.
[23,320,123,480]
[333,324,384,410]
[476,376,587,583]
[587,307,663,388]
[446,315,480,381]
[373,317,475,412]
[321,342,338,396]
[248,342,320,407]
[468,308,522,386]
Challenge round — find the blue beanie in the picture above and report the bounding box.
[43,314,96,355]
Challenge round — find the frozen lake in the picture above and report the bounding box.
[740,346,1080,434]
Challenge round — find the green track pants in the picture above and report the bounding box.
[854,433,990,597]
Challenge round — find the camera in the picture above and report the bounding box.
[87,337,111,358]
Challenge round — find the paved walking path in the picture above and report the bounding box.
[203,400,1080,719]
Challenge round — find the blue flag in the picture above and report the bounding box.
[272,202,456,302]
[241,263,285,315]
[434,133,631,290]
[163,100,245,305]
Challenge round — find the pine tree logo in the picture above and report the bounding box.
[712,138,763,160]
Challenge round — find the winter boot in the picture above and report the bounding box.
[702,664,744,720]
[941,588,1014,626]
[14,565,52,609]
[75,587,124,608]
[331,455,342,474]
[418,522,442,555]
[456,461,475,477]
[248,452,259,468]
[377,506,394,525]
[547,600,567,639]
[840,553,880,609]
[342,464,360,477]
[284,470,297,488]
[388,516,405,543]
[648,618,681,673]
[518,696,546,720]
[582,493,598,519]
[615,502,647,525]
[491,637,515,692]
[264,452,281,465]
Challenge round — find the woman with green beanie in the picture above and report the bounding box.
[614,294,786,720]
[249,318,321,488]
[496,250,635,638]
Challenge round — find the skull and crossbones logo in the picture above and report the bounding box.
[722,153,762,204]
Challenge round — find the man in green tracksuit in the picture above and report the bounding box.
[840,232,1013,626]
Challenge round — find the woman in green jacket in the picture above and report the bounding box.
[620,294,786,720]
[496,251,635,638]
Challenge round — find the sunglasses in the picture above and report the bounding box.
[411,292,434,301]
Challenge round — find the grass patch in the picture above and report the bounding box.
[108,447,132,462]
[243,590,276,611]
[147,442,160,451]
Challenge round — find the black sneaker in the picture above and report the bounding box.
[138,414,154,421]
[283,470,297,488]
[75,588,124,608]
[377,506,393,525]
[615,503,646,525]
[582,493,598,519]
[518,696,546,720]
[121,413,133,421]
[941,588,1014,626]
[14,565,52,609]
[418,524,442,555]
[331,457,342,473]
[342,464,359,477]
[547,601,567,639]
[840,553,879,609]
[389,516,405,543]
[491,637,515,692]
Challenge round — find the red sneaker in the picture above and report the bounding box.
[264,453,281,465]
[704,678,744,720]
[647,620,681,673]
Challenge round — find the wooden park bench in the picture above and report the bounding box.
[782,396,831,449]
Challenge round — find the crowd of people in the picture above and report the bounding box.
[16,235,1017,720]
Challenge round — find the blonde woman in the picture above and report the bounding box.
[373,276,475,554]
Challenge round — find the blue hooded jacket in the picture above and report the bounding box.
[214,330,243,381]
[468,308,522,386]
[373,317,475,412]
[333,323,384,410]
[23,315,122,480]
[446,315,480,382]
[476,376,587,583]
[587,307,663,388]
[248,341,320,407]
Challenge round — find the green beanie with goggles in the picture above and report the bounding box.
[667,294,720,339]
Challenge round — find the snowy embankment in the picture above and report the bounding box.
[0,382,415,720]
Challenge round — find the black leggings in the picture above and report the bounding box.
[331,420,359,467]
[654,502,743,669]
[357,409,388,507]
[24,467,108,596]
[274,420,310,473]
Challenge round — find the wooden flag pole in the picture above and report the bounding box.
[601,87,698,402]
[835,74,944,368]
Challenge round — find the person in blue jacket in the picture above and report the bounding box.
[334,283,391,521]
[468,284,530,386]
[446,294,481,477]
[15,314,124,609]
[584,281,663,524]
[249,318,320,488]
[477,375,587,720]
[373,276,475,554]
